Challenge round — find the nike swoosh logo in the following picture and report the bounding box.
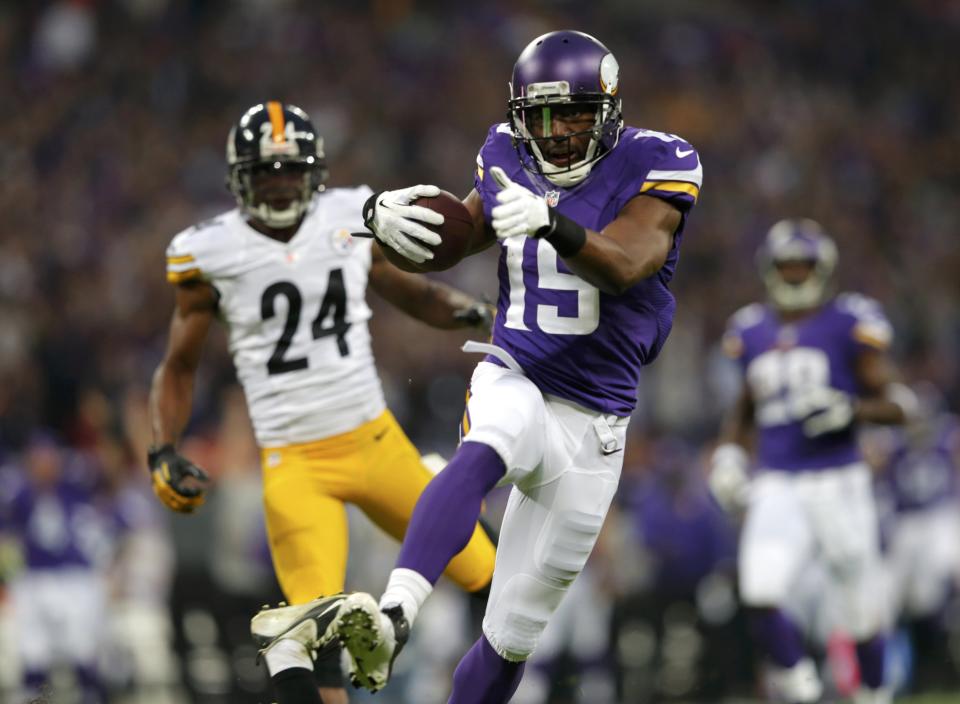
[675,147,694,158]
[373,429,389,441]
[320,601,343,617]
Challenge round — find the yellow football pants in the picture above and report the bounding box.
[261,410,496,605]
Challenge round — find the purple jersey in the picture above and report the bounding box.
[880,416,960,512]
[723,294,893,471]
[475,123,702,415]
[0,459,120,570]
[625,478,735,596]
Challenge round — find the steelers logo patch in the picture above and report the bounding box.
[331,228,354,254]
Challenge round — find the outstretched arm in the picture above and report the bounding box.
[149,281,218,444]
[147,281,217,513]
[368,243,493,331]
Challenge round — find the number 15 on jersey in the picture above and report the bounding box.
[502,238,599,336]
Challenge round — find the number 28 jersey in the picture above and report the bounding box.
[475,123,702,416]
[165,187,385,446]
[723,294,894,472]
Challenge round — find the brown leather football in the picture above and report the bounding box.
[379,190,474,272]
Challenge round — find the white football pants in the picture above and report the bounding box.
[886,502,960,620]
[462,361,627,662]
[739,464,887,639]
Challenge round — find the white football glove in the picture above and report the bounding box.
[489,166,551,239]
[708,443,751,513]
[800,387,856,438]
[366,185,444,263]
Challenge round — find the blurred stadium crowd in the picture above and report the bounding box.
[1,0,958,702]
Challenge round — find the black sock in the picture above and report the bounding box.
[272,667,321,704]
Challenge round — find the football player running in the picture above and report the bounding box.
[255,31,703,702]
[149,102,497,704]
[709,220,916,704]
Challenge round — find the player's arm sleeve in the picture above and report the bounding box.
[636,137,703,215]
[473,123,512,221]
[721,327,745,365]
[165,229,207,285]
[722,304,762,371]
[841,294,894,352]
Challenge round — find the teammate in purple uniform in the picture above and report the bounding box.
[708,219,916,704]
[873,385,960,690]
[252,30,702,702]
[1,435,120,703]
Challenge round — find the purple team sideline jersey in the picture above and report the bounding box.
[475,123,702,415]
[0,459,120,570]
[880,416,960,513]
[724,294,893,471]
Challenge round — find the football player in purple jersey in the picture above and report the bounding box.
[708,220,917,704]
[253,30,702,702]
[872,383,960,690]
[1,434,120,703]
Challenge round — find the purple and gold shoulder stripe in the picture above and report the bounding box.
[836,293,893,350]
[639,154,703,209]
[722,303,765,360]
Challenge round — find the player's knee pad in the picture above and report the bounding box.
[531,467,616,584]
[534,505,604,587]
[739,544,798,607]
[483,574,566,662]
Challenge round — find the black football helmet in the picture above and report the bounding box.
[226,102,329,228]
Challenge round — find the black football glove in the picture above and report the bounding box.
[454,301,496,336]
[147,444,210,514]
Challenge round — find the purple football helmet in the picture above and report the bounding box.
[756,219,838,311]
[508,31,623,187]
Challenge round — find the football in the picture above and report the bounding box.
[380,190,474,273]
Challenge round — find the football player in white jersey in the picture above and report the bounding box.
[147,102,497,704]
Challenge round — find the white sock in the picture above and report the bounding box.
[853,687,893,704]
[380,567,433,626]
[770,657,822,703]
[263,637,313,676]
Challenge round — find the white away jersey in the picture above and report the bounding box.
[165,188,385,446]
